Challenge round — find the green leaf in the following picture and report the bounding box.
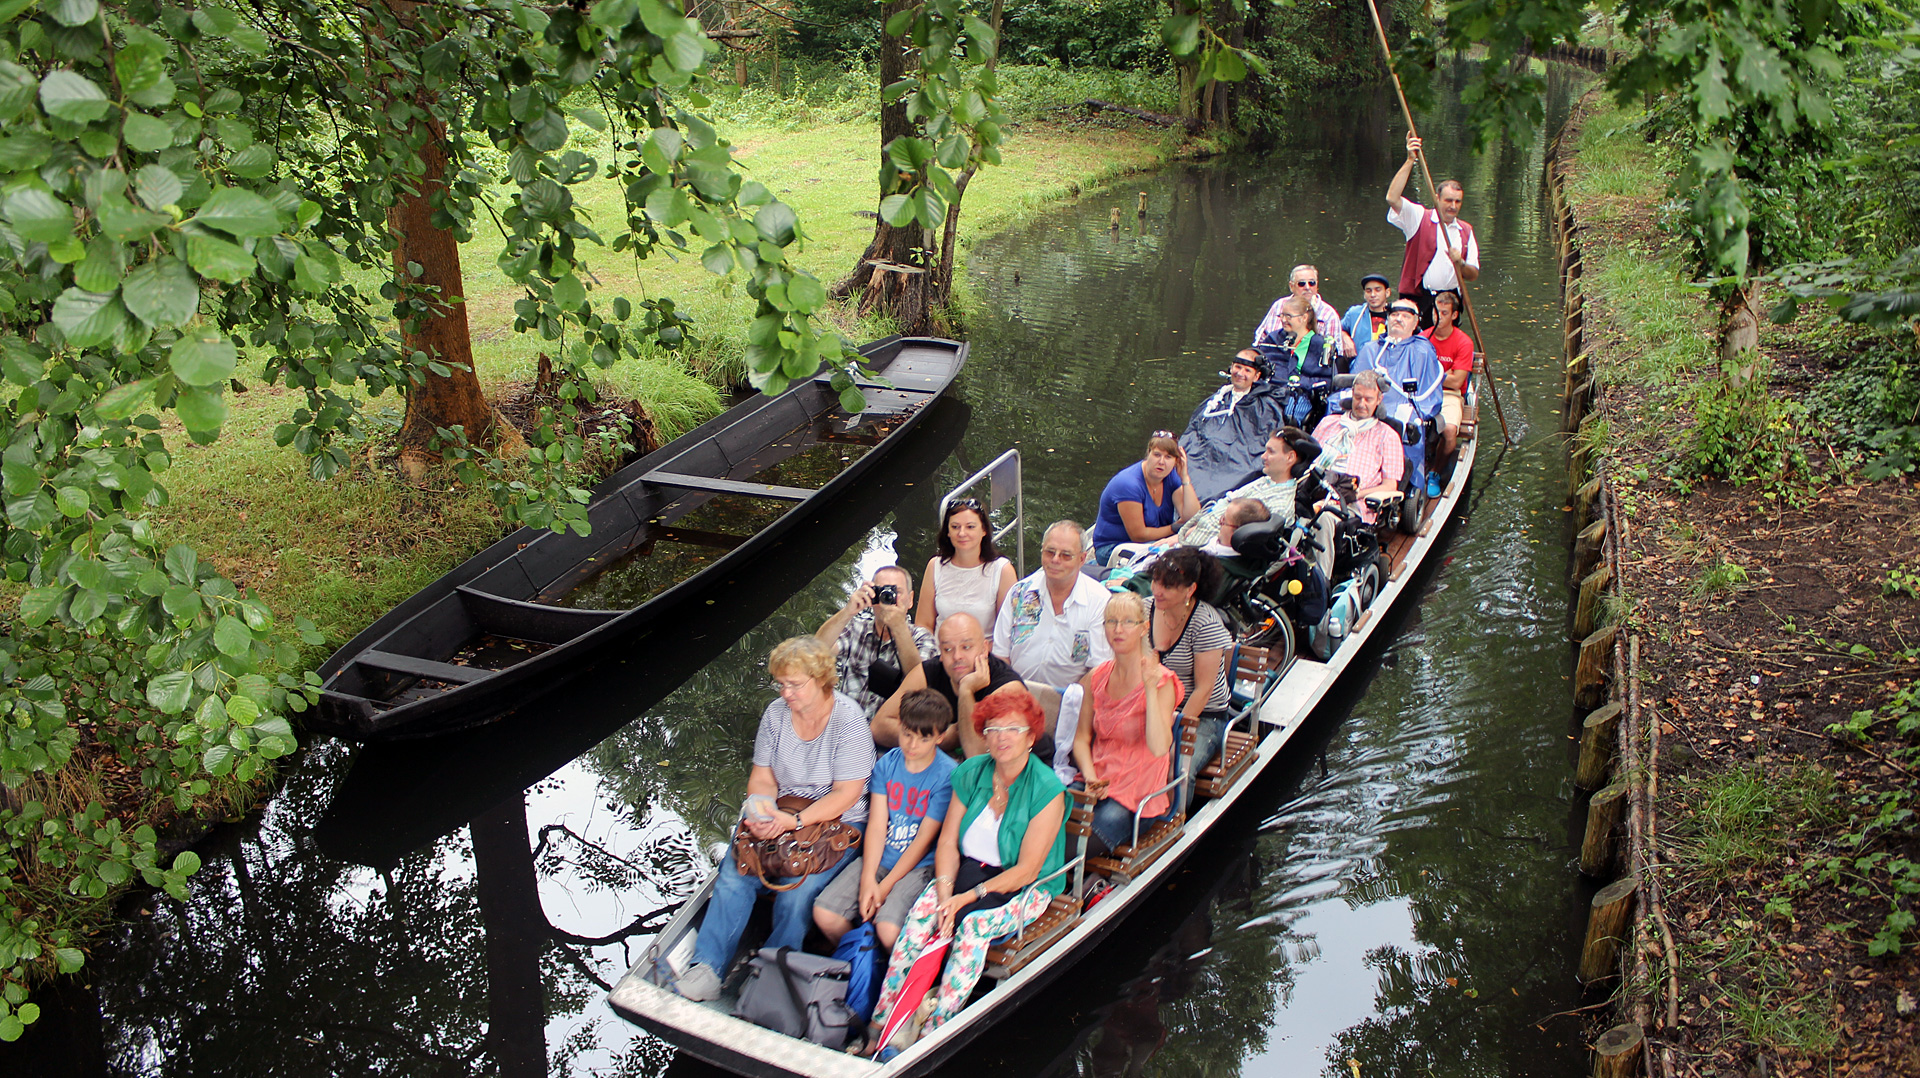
[95,378,154,421]
[701,243,733,275]
[292,252,336,293]
[55,485,89,517]
[522,109,569,152]
[225,694,261,723]
[884,8,913,35]
[786,274,826,310]
[1214,46,1246,83]
[551,273,586,309]
[0,131,54,170]
[98,195,169,242]
[878,193,915,227]
[226,20,269,55]
[53,948,84,974]
[755,201,797,245]
[0,1015,22,1042]
[174,386,227,436]
[49,0,99,25]
[173,849,201,875]
[6,489,56,529]
[636,0,682,38]
[663,30,706,72]
[19,585,65,625]
[121,257,198,327]
[186,233,255,283]
[0,60,36,121]
[1161,15,1200,57]
[165,543,198,583]
[226,143,274,178]
[40,69,112,123]
[146,670,193,714]
[5,188,74,244]
[121,111,174,152]
[191,187,281,237]
[590,0,635,29]
[133,164,184,210]
[190,6,239,35]
[51,289,128,349]
[201,743,233,775]
[169,329,237,387]
[213,614,251,657]
[161,583,200,618]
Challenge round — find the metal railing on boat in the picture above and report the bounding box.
[939,448,1025,576]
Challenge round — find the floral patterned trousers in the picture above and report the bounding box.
[872,879,1052,1032]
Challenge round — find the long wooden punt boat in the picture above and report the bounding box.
[606,392,1485,1078]
[309,337,969,742]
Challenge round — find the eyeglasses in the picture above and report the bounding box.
[772,678,813,694]
[1293,279,1318,288]
[1102,616,1144,626]
[982,725,1028,738]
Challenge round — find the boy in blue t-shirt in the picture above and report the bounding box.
[814,690,956,948]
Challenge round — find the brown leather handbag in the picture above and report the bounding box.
[732,795,861,891]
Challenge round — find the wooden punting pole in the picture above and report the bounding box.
[1363,0,1512,446]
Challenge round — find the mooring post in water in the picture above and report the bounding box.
[1574,474,1603,522]
[1110,206,1121,230]
[1581,780,1629,876]
[1590,1022,1644,1078]
[1574,562,1614,640]
[1137,191,1147,216]
[1575,701,1624,789]
[1580,876,1637,981]
[1575,623,1618,709]
[1363,0,1512,446]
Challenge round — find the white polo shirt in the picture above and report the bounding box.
[991,569,1114,690]
[1391,200,1480,292]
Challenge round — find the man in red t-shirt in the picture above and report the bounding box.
[1421,291,1475,480]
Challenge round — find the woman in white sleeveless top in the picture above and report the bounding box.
[915,497,1015,634]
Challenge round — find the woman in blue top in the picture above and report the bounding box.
[869,689,1067,1042]
[1089,431,1201,566]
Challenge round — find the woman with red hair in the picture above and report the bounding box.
[869,689,1068,1041]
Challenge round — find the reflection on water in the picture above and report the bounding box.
[5,60,1596,1078]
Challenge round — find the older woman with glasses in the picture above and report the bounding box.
[1071,592,1185,854]
[674,636,873,1003]
[1088,430,1201,566]
[869,688,1068,1040]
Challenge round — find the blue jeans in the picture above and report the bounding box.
[1175,711,1228,815]
[692,842,859,975]
[1071,780,1170,855]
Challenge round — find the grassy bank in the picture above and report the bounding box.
[1561,95,1920,1073]
[154,66,1183,653]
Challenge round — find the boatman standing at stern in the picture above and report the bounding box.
[1385,134,1478,330]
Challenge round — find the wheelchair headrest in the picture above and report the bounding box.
[1286,435,1321,478]
[1229,515,1291,560]
[1330,373,1356,390]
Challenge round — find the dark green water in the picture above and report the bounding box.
[9,63,1598,1078]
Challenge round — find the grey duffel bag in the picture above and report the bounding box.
[732,946,858,1048]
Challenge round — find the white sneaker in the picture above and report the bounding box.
[676,962,721,1002]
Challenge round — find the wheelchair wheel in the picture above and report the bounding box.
[1397,485,1426,535]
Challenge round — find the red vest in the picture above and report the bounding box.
[1398,206,1474,295]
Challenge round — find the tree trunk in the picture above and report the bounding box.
[385,2,498,477]
[472,793,548,1078]
[1719,283,1760,382]
[838,0,936,331]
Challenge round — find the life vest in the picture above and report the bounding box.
[1398,206,1475,295]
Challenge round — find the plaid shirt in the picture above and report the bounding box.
[834,612,938,716]
[1311,415,1405,523]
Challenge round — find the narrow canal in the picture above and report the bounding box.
[17,62,1595,1078]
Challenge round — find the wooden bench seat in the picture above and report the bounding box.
[984,893,1082,980]
[1088,815,1182,885]
[1196,728,1258,799]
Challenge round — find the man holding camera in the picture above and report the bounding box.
[816,564,938,719]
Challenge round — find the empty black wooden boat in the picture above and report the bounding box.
[309,336,969,741]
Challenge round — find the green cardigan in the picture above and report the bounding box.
[951,752,1068,898]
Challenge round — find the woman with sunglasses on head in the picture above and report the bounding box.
[1143,546,1232,815]
[1088,431,1202,567]
[868,688,1067,1043]
[916,497,1016,635]
[1071,591,1185,855]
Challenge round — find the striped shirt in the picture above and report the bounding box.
[1149,599,1235,714]
[752,692,875,824]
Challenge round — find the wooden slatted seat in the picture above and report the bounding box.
[1082,780,1182,883]
[1196,728,1258,799]
[983,893,1081,980]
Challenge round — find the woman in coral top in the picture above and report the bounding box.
[1071,591,1185,854]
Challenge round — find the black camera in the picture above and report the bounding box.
[873,584,899,606]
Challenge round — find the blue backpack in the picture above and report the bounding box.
[832,922,882,1024]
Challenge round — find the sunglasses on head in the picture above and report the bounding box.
[947,497,983,513]
[1150,429,1174,440]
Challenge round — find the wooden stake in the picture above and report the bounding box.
[1572,517,1608,581]
[1575,623,1618,709]
[1580,877,1637,981]
[1574,562,1614,639]
[1110,207,1121,229]
[1581,780,1629,876]
[1136,191,1148,216]
[1575,475,1604,522]
[1575,701,1623,789]
[1590,1022,1644,1078]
